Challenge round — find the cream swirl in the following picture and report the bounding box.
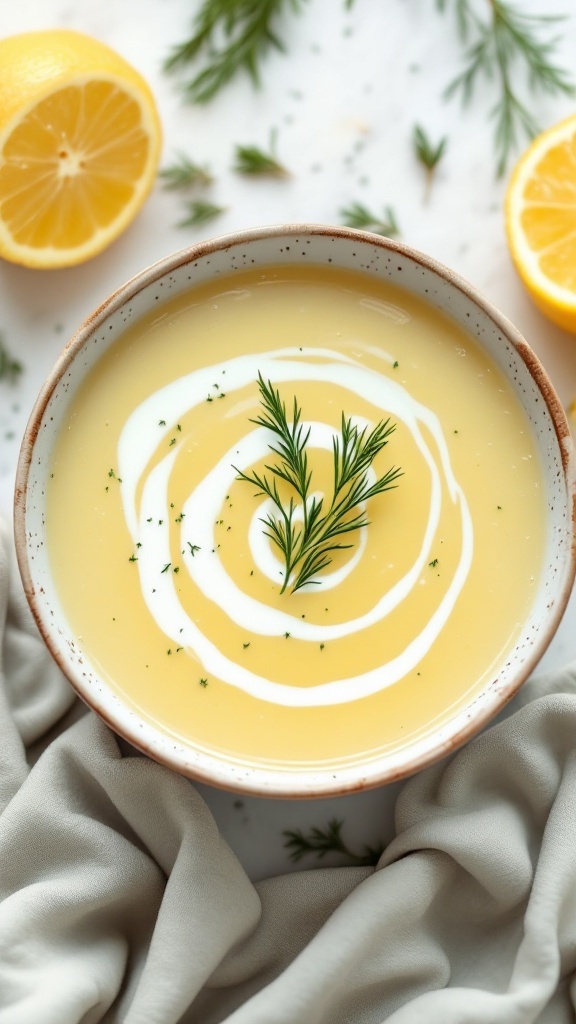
[117,347,473,707]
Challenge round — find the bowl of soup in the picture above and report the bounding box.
[14,225,576,796]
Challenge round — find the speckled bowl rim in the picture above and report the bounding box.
[14,223,576,798]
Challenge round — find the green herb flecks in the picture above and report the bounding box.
[340,201,400,239]
[283,817,384,865]
[234,375,402,594]
[163,0,307,103]
[437,0,575,175]
[0,337,23,385]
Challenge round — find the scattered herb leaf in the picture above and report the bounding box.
[437,0,575,175]
[0,338,23,385]
[413,124,447,198]
[233,140,288,177]
[163,0,307,103]
[159,152,213,189]
[340,201,400,238]
[177,200,226,228]
[283,817,384,865]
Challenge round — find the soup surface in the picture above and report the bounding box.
[47,265,546,770]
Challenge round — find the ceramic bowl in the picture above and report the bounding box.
[14,225,576,797]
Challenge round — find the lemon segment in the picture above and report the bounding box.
[505,113,576,333]
[0,30,162,268]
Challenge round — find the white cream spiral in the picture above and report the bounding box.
[117,347,473,707]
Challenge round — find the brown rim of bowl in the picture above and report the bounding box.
[13,223,576,798]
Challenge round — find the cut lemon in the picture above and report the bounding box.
[0,29,162,268]
[505,114,576,333]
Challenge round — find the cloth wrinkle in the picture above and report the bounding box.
[1,518,576,1024]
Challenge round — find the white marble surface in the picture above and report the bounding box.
[1,0,576,881]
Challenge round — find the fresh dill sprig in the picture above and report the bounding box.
[437,0,575,175]
[159,152,213,190]
[233,142,289,177]
[435,0,481,39]
[413,124,447,199]
[234,375,402,594]
[340,202,400,239]
[0,337,23,384]
[163,0,307,103]
[283,817,384,865]
[176,200,226,228]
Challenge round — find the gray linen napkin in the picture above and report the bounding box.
[2,516,576,1024]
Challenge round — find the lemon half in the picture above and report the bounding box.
[0,29,162,269]
[505,113,576,333]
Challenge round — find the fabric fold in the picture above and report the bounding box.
[2,518,576,1024]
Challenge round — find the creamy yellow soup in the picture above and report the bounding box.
[47,265,545,770]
